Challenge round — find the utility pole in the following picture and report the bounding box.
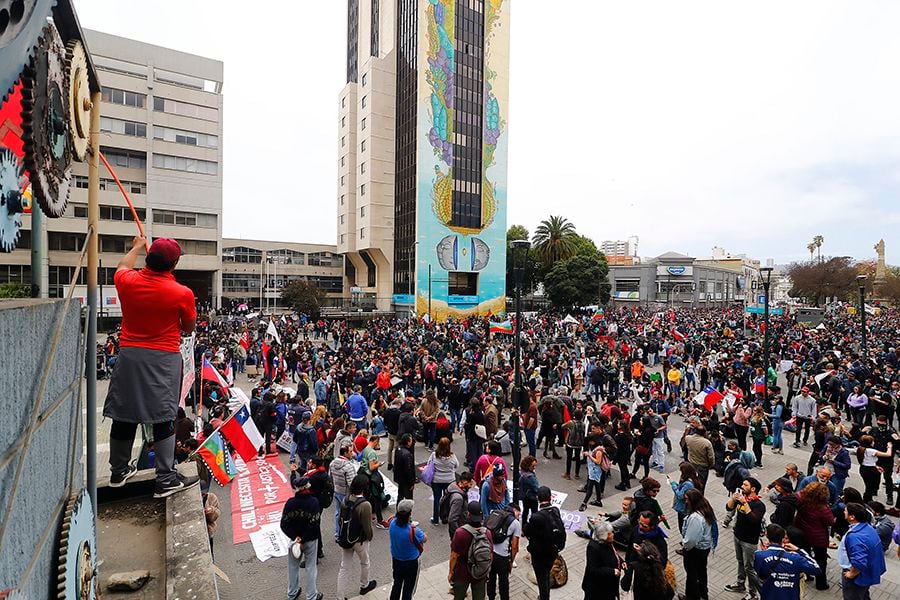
[510,239,531,506]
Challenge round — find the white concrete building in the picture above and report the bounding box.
[1,30,224,306]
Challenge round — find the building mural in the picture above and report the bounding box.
[416,0,509,320]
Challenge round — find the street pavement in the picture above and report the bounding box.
[85,368,900,600]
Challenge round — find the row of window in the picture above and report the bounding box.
[222,247,340,267]
[152,153,218,175]
[71,204,148,222]
[102,86,218,122]
[100,118,219,149]
[222,274,343,293]
[73,175,146,195]
[153,209,217,228]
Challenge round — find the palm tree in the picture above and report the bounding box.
[807,242,816,262]
[532,215,578,267]
[813,235,824,262]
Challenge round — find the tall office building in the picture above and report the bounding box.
[0,30,223,305]
[338,0,510,319]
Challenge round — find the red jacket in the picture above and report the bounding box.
[794,502,835,548]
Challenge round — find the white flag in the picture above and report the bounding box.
[814,370,835,389]
[266,318,282,345]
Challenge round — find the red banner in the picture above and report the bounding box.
[230,454,294,544]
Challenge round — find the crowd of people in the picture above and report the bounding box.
[174,300,900,600]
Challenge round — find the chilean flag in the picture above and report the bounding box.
[202,357,230,393]
[220,405,265,462]
[694,385,724,411]
[671,328,686,342]
[238,329,250,351]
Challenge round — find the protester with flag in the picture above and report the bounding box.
[489,320,514,334]
[196,431,238,485]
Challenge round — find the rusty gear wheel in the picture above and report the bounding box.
[0,0,57,104]
[21,22,72,217]
[65,39,90,161]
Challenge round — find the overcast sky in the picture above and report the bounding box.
[74,1,899,265]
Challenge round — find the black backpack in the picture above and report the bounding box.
[337,497,365,549]
[485,507,515,544]
[440,487,465,523]
[319,475,335,510]
[539,506,566,552]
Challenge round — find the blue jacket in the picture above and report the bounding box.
[670,480,694,515]
[829,448,851,479]
[481,474,510,517]
[753,545,820,600]
[345,393,369,420]
[796,475,838,506]
[314,379,327,404]
[843,523,887,587]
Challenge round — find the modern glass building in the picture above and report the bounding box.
[337,0,510,319]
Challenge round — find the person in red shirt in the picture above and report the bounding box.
[103,236,199,498]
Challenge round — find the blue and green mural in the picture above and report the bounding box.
[416,0,509,320]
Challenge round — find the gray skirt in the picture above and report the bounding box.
[103,346,184,424]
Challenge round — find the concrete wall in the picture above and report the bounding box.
[0,299,84,599]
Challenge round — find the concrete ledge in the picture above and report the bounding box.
[165,465,217,600]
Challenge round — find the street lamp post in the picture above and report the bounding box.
[510,239,531,506]
[760,267,773,375]
[857,275,867,358]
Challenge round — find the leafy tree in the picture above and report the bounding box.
[571,234,604,261]
[531,215,578,270]
[786,256,857,306]
[506,225,531,296]
[280,280,326,318]
[0,283,28,298]
[543,254,610,309]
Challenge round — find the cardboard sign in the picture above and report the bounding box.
[230,455,294,544]
[249,522,291,562]
[276,430,294,453]
[179,334,195,408]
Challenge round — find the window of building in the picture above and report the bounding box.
[72,204,148,222]
[153,125,218,148]
[99,146,146,170]
[308,252,338,267]
[341,116,346,127]
[309,276,344,293]
[360,183,366,196]
[448,272,478,296]
[340,194,345,205]
[151,153,218,175]
[0,264,31,284]
[361,95,367,109]
[48,232,86,252]
[101,86,146,108]
[360,206,366,217]
[73,175,145,195]
[223,246,262,263]
[340,214,345,225]
[359,227,366,239]
[614,279,640,293]
[152,209,217,228]
[361,139,366,152]
[176,239,218,255]
[361,117,366,130]
[267,249,306,265]
[360,162,366,174]
[342,96,346,108]
[340,175,345,186]
[341,156,345,167]
[361,72,368,86]
[100,117,146,137]
[152,96,218,121]
[340,234,346,244]
[342,136,346,147]
[222,273,261,293]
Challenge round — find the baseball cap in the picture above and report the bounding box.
[148,238,182,263]
[800,386,810,393]
[397,499,415,514]
[467,501,483,517]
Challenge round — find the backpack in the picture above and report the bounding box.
[462,524,493,581]
[542,506,567,552]
[319,474,335,509]
[337,497,365,549]
[440,487,465,523]
[294,426,317,454]
[485,507,515,544]
[779,402,792,423]
[566,422,585,449]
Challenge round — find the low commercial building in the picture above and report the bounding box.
[221,239,343,311]
[608,251,743,307]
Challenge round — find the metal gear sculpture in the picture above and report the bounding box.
[0,147,28,252]
[57,490,97,600]
[0,0,57,104]
[64,38,89,161]
[21,22,72,217]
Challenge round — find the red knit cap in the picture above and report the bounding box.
[148,238,182,263]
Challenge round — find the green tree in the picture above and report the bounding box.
[571,234,604,261]
[543,254,610,309]
[786,256,857,306]
[0,283,29,298]
[506,225,531,296]
[531,215,578,270]
[280,280,326,318]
